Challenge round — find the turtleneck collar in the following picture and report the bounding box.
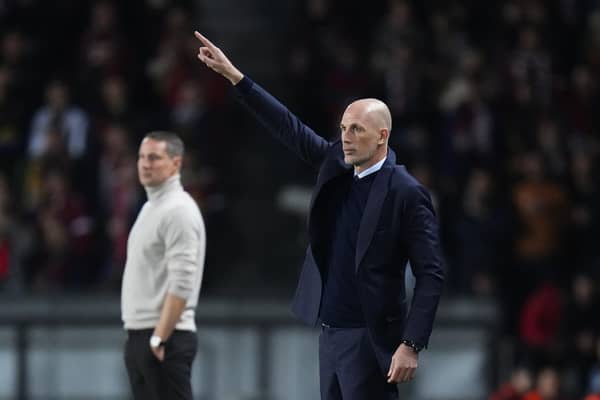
[144,173,182,202]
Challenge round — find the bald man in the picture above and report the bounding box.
[194,32,445,400]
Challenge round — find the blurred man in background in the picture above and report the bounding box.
[194,31,445,400]
[121,131,206,400]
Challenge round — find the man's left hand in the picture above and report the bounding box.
[387,343,418,383]
[151,345,165,362]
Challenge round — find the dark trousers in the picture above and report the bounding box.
[124,329,197,400]
[319,325,398,400]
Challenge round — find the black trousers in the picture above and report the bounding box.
[319,325,398,400]
[124,329,198,400]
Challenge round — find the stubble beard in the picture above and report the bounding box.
[345,152,372,169]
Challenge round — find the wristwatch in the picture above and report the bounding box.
[401,339,423,353]
[150,335,166,349]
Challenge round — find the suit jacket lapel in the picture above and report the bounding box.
[355,157,395,272]
[308,146,351,246]
[312,158,351,205]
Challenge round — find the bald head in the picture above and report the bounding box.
[345,98,392,133]
[340,98,392,174]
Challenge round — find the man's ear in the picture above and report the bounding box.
[379,128,389,145]
[173,156,183,170]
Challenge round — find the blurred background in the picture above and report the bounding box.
[0,0,599,399]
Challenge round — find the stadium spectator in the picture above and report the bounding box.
[96,124,141,286]
[93,75,137,131]
[451,168,509,295]
[518,283,563,367]
[563,275,600,395]
[490,366,533,400]
[27,80,89,160]
[25,169,94,289]
[522,367,563,400]
[567,149,600,269]
[0,64,23,173]
[511,152,569,311]
[146,6,197,108]
[79,1,128,104]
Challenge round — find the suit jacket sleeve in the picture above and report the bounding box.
[401,185,445,348]
[234,77,329,169]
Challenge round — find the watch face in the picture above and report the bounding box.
[150,336,162,347]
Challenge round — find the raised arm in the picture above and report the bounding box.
[194,31,329,168]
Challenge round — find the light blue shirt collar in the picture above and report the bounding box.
[354,156,386,179]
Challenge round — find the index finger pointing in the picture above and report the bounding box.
[194,31,216,49]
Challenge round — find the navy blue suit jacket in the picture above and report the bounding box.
[235,77,445,370]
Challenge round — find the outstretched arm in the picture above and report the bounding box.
[194,31,329,168]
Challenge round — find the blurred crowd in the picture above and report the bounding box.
[1,0,600,398]
[0,0,239,293]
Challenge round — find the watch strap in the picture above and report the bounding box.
[401,339,423,353]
